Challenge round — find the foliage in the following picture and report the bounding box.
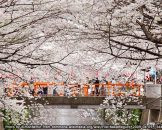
[130,109,142,126]
[99,96,142,129]
[1,107,30,130]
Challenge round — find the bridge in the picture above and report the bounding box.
[7,81,142,108]
[6,82,161,110]
[5,83,162,125]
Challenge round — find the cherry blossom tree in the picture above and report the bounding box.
[56,0,162,81]
[63,0,162,60]
[0,0,161,127]
[1,0,161,83]
[0,0,82,127]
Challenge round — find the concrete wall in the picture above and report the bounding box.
[145,84,161,98]
[145,98,161,110]
[23,96,143,106]
[140,109,162,125]
[144,84,161,110]
[24,96,106,106]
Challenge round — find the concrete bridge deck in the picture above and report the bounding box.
[16,96,160,109]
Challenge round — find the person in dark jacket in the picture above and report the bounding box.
[94,77,100,96]
[53,86,58,96]
[43,86,48,95]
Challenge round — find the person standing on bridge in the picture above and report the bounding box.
[90,78,95,96]
[53,86,58,96]
[64,84,70,96]
[100,76,108,96]
[94,77,100,96]
[149,66,157,83]
[29,84,35,96]
[111,78,116,96]
[43,86,48,95]
[85,77,91,96]
[37,86,43,96]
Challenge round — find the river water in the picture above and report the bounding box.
[27,105,107,130]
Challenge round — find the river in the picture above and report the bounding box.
[27,105,107,130]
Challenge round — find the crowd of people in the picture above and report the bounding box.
[4,66,162,97]
[4,76,143,97]
[82,77,143,96]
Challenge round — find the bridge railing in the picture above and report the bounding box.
[81,83,143,97]
[4,82,144,97]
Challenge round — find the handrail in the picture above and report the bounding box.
[4,82,144,97]
[18,82,142,87]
